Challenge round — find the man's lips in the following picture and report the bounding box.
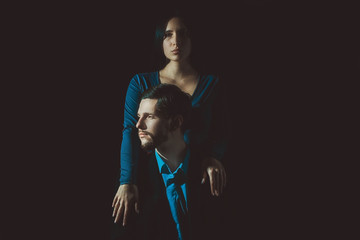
[138,132,148,137]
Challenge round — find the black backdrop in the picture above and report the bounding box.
[5,1,358,240]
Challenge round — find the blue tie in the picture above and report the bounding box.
[166,169,188,239]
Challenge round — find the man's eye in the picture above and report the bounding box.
[147,115,153,119]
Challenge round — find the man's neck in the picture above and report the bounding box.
[156,138,187,172]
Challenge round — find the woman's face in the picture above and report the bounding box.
[162,17,191,62]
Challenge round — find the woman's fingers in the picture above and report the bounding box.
[208,168,220,196]
[202,157,227,196]
[114,201,124,223]
[112,198,120,217]
[215,169,220,196]
[201,170,207,184]
[210,167,227,196]
[123,202,130,226]
[219,169,223,195]
[223,168,227,188]
[135,202,140,214]
[112,196,117,208]
[117,204,125,224]
[208,168,214,195]
[112,184,140,225]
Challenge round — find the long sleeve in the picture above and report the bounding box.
[119,76,142,184]
[207,78,229,161]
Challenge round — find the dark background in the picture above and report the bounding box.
[5,1,358,239]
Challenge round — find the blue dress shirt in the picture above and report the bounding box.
[155,147,190,240]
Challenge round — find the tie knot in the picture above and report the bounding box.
[166,170,186,187]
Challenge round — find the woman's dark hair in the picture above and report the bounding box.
[141,84,192,132]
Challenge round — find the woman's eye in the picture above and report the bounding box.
[163,32,172,39]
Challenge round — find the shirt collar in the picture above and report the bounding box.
[155,146,190,175]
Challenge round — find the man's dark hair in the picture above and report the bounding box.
[141,84,192,132]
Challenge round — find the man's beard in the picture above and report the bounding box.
[140,130,168,151]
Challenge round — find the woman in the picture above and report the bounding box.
[112,14,228,226]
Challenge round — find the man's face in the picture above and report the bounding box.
[136,99,170,150]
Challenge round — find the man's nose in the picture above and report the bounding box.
[136,118,145,129]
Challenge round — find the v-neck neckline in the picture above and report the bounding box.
[156,71,201,99]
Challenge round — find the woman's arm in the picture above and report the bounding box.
[208,78,229,162]
[113,75,142,226]
[119,76,143,184]
[201,77,229,196]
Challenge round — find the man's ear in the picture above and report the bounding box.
[170,115,184,131]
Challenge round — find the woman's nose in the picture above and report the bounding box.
[172,34,182,46]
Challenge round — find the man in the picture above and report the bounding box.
[111,84,223,240]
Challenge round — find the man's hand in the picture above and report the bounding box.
[112,184,139,226]
[201,157,227,196]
